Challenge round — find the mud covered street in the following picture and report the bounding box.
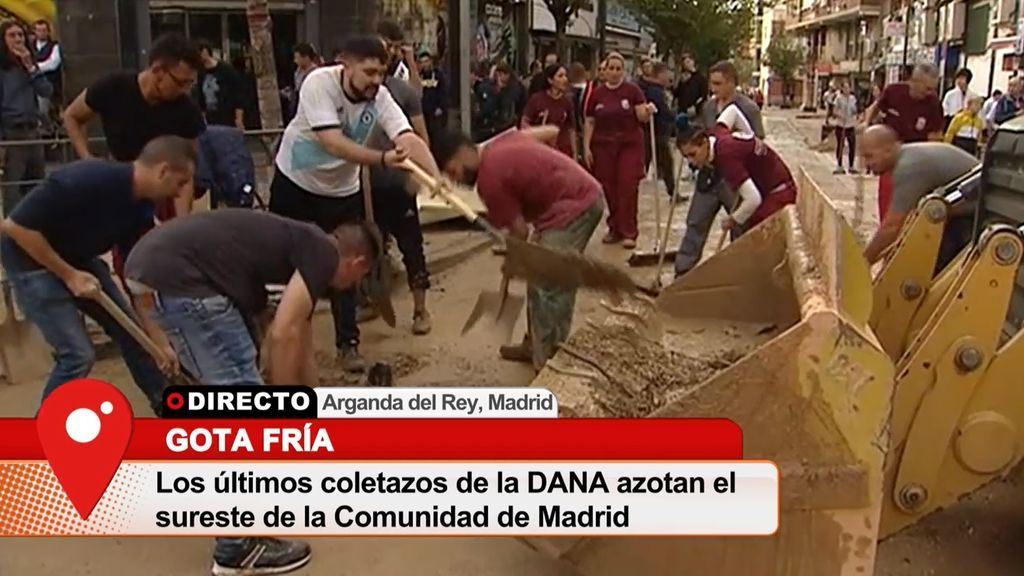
[0,109,1021,576]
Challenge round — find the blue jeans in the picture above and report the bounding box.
[146,294,263,386]
[4,257,166,414]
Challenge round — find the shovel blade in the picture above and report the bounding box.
[462,291,502,334]
[493,294,525,343]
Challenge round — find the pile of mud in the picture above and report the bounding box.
[547,320,775,418]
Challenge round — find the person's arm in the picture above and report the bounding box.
[36,43,61,74]
[521,125,559,144]
[268,271,318,386]
[394,130,439,178]
[403,48,423,95]
[0,218,99,296]
[725,179,762,228]
[409,113,430,148]
[583,117,595,166]
[29,68,52,99]
[864,209,909,264]
[63,90,98,159]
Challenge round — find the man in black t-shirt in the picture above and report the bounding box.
[62,33,205,220]
[196,39,245,129]
[62,33,206,284]
[0,136,194,415]
[123,210,377,576]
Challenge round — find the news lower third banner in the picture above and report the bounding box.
[0,379,780,537]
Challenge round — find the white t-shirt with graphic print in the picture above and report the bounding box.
[275,65,412,197]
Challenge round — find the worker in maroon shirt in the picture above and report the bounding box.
[676,125,797,236]
[434,125,604,370]
[862,63,944,143]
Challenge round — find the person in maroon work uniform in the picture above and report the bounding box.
[583,52,655,249]
[676,125,797,235]
[521,63,577,159]
[862,63,943,143]
[435,125,604,370]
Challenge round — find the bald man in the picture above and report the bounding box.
[862,63,943,143]
[861,125,978,268]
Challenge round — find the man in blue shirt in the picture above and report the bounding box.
[638,61,677,200]
[0,136,195,413]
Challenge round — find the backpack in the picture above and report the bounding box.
[196,126,256,208]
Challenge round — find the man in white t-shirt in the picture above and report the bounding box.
[269,35,439,372]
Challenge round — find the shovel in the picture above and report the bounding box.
[627,156,686,267]
[461,271,524,340]
[631,118,662,260]
[89,290,200,386]
[398,159,656,297]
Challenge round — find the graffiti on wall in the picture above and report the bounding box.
[380,0,449,64]
[0,0,55,26]
[475,0,515,69]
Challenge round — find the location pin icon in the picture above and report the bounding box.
[36,378,134,520]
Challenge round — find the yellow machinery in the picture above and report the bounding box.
[523,116,1024,575]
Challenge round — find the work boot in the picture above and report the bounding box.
[356,305,379,323]
[338,345,366,373]
[499,341,533,363]
[412,309,432,335]
[212,537,311,575]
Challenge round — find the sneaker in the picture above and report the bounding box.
[622,238,637,249]
[412,309,433,335]
[602,232,621,244]
[848,168,860,175]
[338,345,366,373]
[356,305,380,324]
[499,342,533,363]
[833,167,846,175]
[212,538,311,576]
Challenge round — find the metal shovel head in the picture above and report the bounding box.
[503,237,636,294]
[461,289,525,340]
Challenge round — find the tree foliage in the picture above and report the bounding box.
[765,33,803,86]
[618,0,756,67]
[543,0,590,62]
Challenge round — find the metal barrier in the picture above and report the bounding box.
[0,128,285,204]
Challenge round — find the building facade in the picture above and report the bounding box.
[788,0,883,108]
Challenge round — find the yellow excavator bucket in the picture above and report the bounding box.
[526,168,895,576]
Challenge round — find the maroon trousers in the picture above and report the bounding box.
[591,138,645,240]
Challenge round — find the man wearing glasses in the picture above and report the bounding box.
[62,33,206,282]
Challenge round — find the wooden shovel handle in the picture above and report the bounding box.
[398,159,505,242]
[91,291,169,366]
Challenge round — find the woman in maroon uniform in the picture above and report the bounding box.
[676,125,797,235]
[522,64,577,158]
[583,52,654,248]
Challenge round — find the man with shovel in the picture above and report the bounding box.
[268,35,439,374]
[434,125,604,369]
[0,136,195,414]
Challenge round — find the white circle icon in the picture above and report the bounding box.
[100,401,113,415]
[65,408,101,444]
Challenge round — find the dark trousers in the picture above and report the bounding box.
[643,131,676,197]
[951,136,979,157]
[371,181,430,291]
[1,125,44,216]
[269,169,363,349]
[834,126,856,168]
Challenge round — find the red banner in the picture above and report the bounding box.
[0,418,741,460]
